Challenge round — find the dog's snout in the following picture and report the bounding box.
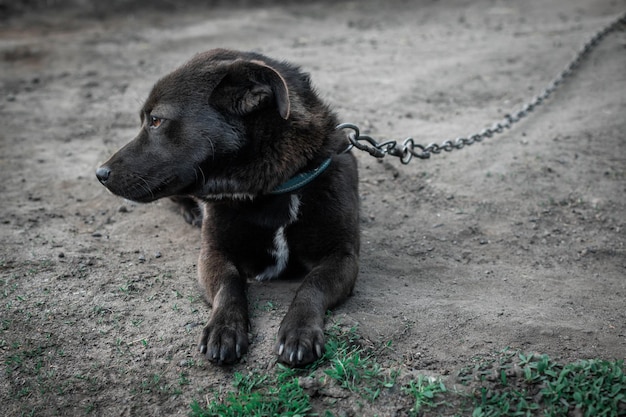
[96,166,111,184]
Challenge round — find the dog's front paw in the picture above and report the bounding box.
[199,313,248,365]
[275,321,325,367]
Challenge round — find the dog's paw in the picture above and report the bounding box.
[275,323,325,367]
[199,315,248,365]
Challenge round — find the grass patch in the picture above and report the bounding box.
[189,330,626,417]
[402,375,448,416]
[190,365,312,417]
[457,350,626,417]
[321,324,398,402]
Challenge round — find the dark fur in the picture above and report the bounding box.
[96,49,359,366]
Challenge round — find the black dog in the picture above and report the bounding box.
[96,49,360,367]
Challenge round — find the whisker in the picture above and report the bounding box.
[136,175,155,199]
[198,166,207,184]
[208,138,216,161]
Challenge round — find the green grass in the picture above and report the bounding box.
[190,365,312,417]
[402,375,448,416]
[457,351,626,417]
[189,327,626,417]
[527,355,625,417]
[321,325,398,402]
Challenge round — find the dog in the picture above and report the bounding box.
[96,49,360,367]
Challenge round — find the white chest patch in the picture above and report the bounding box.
[255,195,301,281]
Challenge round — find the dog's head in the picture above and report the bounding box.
[96,49,335,203]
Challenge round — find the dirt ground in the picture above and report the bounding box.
[1,0,625,415]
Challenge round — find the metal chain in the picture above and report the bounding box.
[339,12,626,164]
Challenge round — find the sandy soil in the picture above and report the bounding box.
[1,0,625,415]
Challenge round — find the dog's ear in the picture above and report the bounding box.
[211,60,291,120]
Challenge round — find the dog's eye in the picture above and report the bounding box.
[149,116,163,129]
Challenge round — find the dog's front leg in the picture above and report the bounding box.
[197,243,249,365]
[276,252,358,366]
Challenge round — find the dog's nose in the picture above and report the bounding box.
[96,166,111,184]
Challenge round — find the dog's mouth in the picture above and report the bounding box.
[106,175,178,203]
[138,176,178,203]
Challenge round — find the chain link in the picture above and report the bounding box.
[339,12,626,164]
